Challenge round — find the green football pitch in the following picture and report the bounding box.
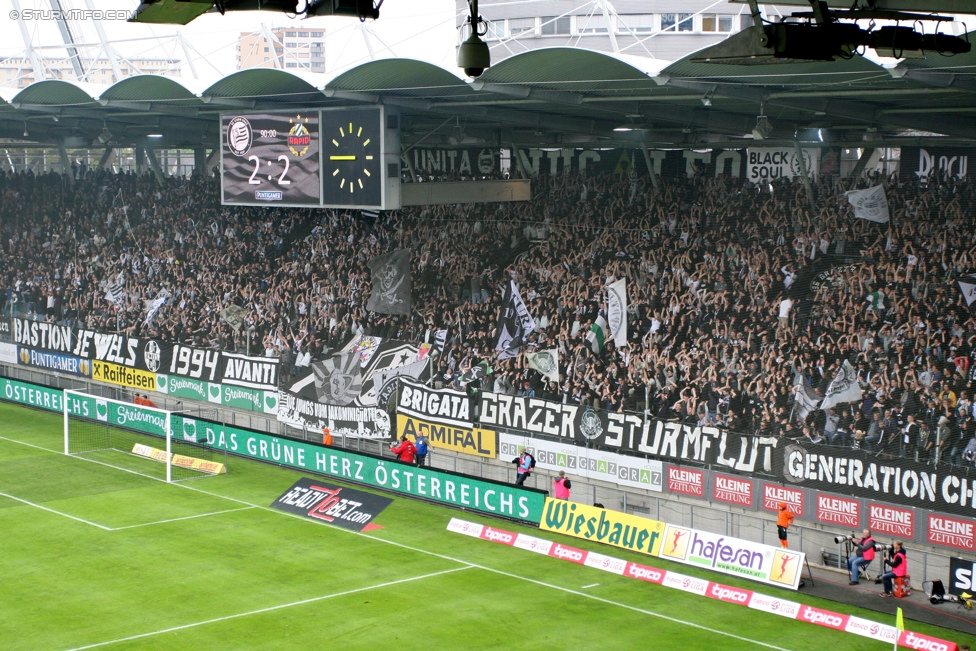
[1,400,973,651]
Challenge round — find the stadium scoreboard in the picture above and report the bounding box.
[221,107,400,210]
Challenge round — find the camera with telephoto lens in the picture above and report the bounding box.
[876,542,895,554]
[833,532,856,544]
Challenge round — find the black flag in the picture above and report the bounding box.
[367,249,412,315]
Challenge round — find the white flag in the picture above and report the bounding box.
[958,275,976,307]
[526,349,559,382]
[820,360,863,411]
[144,289,171,326]
[846,185,889,223]
[606,278,628,348]
[793,384,820,421]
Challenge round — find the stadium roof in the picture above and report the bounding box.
[2,39,976,151]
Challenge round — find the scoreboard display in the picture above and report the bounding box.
[220,107,400,210]
[221,112,321,207]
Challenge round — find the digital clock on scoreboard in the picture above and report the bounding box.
[221,112,321,207]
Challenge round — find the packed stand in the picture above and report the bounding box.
[1,165,975,468]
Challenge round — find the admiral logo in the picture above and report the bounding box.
[668,466,704,497]
[799,606,847,630]
[549,543,586,564]
[899,631,952,651]
[271,478,392,532]
[624,563,664,584]
[481,527,516,545]
[763,484,804,517]
[869,503,914,538]
[928,514,976,551]
[714,474,752,507]
[707,583,751,604]
[816,494,859,528]
[255,190,283,201]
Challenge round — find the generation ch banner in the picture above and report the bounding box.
[198,419,545,523]
[659,523,805,590]
[775,441,976,518]
[11,318,279,391]
[498,433,663,492]
[478,393,779,474]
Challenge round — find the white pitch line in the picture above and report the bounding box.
[582,583,599,589]
[0,490,112,531]
[3,435,794,651]
[109,506,255,530]
[63,565,474,651]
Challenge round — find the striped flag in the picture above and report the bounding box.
[105,272,126,305]
[586,315,608,353]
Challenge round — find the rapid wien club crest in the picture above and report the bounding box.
[288,115,311,157]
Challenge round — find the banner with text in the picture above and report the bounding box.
[198,420,545,523]
[498,433,663,492]
[775,441,976,518]
[539,498,665,558]
[479,393,779,475]
[398,415,496,458]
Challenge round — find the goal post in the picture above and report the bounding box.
[63,389,225,482]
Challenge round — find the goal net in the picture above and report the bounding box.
[63,389,227,483]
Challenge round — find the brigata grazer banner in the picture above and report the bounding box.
[775,441,976,518]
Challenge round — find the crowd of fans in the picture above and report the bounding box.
[2,163,976,467]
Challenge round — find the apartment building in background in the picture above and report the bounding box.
[237,28,326,71]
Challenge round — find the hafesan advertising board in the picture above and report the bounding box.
[659,524,805,590]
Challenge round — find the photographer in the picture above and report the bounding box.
[847,529,876,585]
[879,540,908,598]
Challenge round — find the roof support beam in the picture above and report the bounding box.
[469,81,584,106]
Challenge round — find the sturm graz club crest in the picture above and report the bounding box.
[227,116,252,157]
[143,340,161,373]
[579,408,604,440]
[533,351,556,376]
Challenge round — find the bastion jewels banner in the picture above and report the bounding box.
[11,318,279,391]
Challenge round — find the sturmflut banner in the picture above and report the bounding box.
[478,393,780,474]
